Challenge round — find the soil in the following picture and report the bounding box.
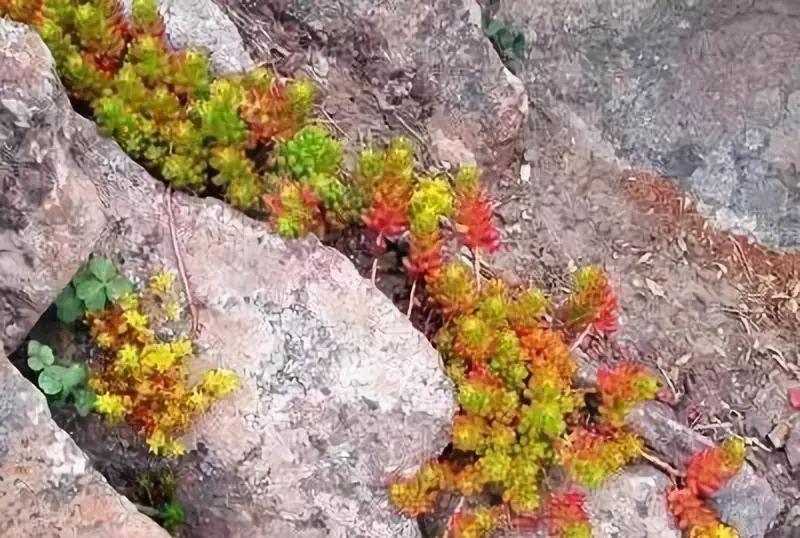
[489,101,800,532]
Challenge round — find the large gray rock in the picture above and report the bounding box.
[121,0,255,74]
[0,349,171,538]
[0,19,454,538]
[219,0,527,175]
[588,465,680,538]
[496,0,800,247]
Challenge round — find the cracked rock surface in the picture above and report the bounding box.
[0,349,170,538]
[0,19,454,537]
[497,0,800,247]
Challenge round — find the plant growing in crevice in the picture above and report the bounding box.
[26,339,96,415]
[55,256,133,323]
[86,269,238,456]
[481,8,525,74]
[134,468,186,535]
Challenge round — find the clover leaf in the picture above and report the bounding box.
[38,366,64,395]
[73,388,97,417]
[55,285,85,323]
[27,340,55,371]
[66,256,134,315]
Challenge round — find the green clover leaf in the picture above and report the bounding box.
[89,256,116,282]
[55,285,84,323]
[27,340,55,371]
[106,274,134,301]
[73,388,97,417]
[38,367,64,395]
[60,363,88,394]
[76,278,106,311]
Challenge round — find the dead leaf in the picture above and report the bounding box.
[675,353,692,366]
[637,252,652,265]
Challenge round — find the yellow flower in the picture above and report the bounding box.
[170,338,193,358]
[146,430,186,457]
[123,310,150,332]
[141,343,177,373]
[95,332,114,349]
[200,369,239,399]
[94,393,128,424]
[149,271,175,294]
[87,377,108,393]
[186,389,210,412]
[115,344,140,372]
[690,523,740,538]
[163,301,180,321]
[116,292,140,311]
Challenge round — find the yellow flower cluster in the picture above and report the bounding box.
[88,270,238,457]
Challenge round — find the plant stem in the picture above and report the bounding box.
[371,257,379,285]
[407,278,417,318]
[165,188,199,338]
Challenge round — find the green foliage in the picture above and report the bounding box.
[159,501,186,534]
[56,256,133,322]
[26,340,96,415]
[482,11,525,73]
[136,468,186,535]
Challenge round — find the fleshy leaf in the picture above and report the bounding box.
[60,363,88,394]
[27,340,42,356]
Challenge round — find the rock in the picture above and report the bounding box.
[220,0,527,177]
[627,402,783,537]
[712,464,784,537]
[587,465,680,538]
[121,0,254,74]
[496,0,800,247]
[0,20,455,538]
[786,421,800,470]
[0,349,170,538]
[627,401,714,467]
[0,23,107,354]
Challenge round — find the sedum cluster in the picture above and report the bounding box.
[390,261,660,536]
[86,270,237,456]
[668,438,745,538]
[3,0,318,211]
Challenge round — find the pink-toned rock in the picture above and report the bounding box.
[0,349,169,538]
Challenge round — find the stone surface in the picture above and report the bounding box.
[0,25,107,353]
[787,420,800,470]
[0,19,454,538]
[0,349,170,538]
[496,0,800,247]
[122,0,255,74]
[628,402,783,536]
[627,401,715,467]
[588,465,679,538]
[712,464,784,538]
[218,0,527,177]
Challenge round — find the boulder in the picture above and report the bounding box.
[0,348,170,538]
[588,465,679,538]
[218,0,527,176]
[0,19,454,538]
[496,0,800,247]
